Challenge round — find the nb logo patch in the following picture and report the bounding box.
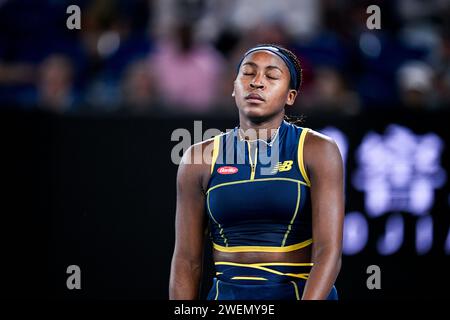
[271,160,293,173]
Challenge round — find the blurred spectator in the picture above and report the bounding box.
[1,0,450,114]
[229,0,322,40]
[193,0,322,42]
[431,31,450,108]
[301,66,360,115]
[395,0,450,109]
[37,54,77,113]
[119,58,156,114]
[397,60,434,109]
[152,0,206,39]
[80,0,153,112]
[148,22,225,114]
[396,0,449,23]
[0,63,35,85]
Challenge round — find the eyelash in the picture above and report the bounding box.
[243,72,278,80]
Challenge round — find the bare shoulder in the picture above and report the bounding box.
[181,137,215,167]
[303,129,343,173]
[305,128,336,146]
[178,134,223,192]
[304,128,339,154]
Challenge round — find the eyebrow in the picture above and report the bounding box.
[241,61,283,73]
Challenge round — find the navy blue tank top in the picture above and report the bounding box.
[206,120,312,253]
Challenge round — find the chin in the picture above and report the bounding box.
[237,100,275,122]
[243,110,272,123]
[242,105,263,115]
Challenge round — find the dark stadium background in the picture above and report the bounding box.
[1,0,449,300]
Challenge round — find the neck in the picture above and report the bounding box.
[238,112,284,141]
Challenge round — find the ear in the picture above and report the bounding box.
[232,80,236,97]
[285,89,298,106]
[232,89,235,97]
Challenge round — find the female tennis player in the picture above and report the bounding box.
[169,44,344,300]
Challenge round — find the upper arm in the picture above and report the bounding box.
[173,143,210,263]
[304,130,344,253]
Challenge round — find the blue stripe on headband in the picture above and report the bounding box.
[236,45,299,90]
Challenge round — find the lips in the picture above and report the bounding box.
[245,93,265,101]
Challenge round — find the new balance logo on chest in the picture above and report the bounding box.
[271,160,293,173]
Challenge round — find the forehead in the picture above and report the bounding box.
[240,50,288,71]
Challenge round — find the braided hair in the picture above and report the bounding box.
[268,44,303,91]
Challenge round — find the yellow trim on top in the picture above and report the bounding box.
[214,279,220,300]
[246,140,258,180]
[207,192,228,246]
[281,182,301,247]
[298,128,311,187]
[206,177,308,194]
[214,261,311,280]
[290,273,309,280]
[211,135,221,174]
[214,262,314,267]
[212,238,312,253]
[231,276,267,281]
[291,281,300,300]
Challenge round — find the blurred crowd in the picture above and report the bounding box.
[0,0,449,116]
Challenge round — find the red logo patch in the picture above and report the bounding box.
[217,166,238,175]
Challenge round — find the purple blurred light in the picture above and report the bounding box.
[377,213,404,255]
[343,212,368,255]
[353,124,446,217]
[416,215,433,255]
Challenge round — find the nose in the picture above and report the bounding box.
[250,73,265,89]
[250,82,264,89]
